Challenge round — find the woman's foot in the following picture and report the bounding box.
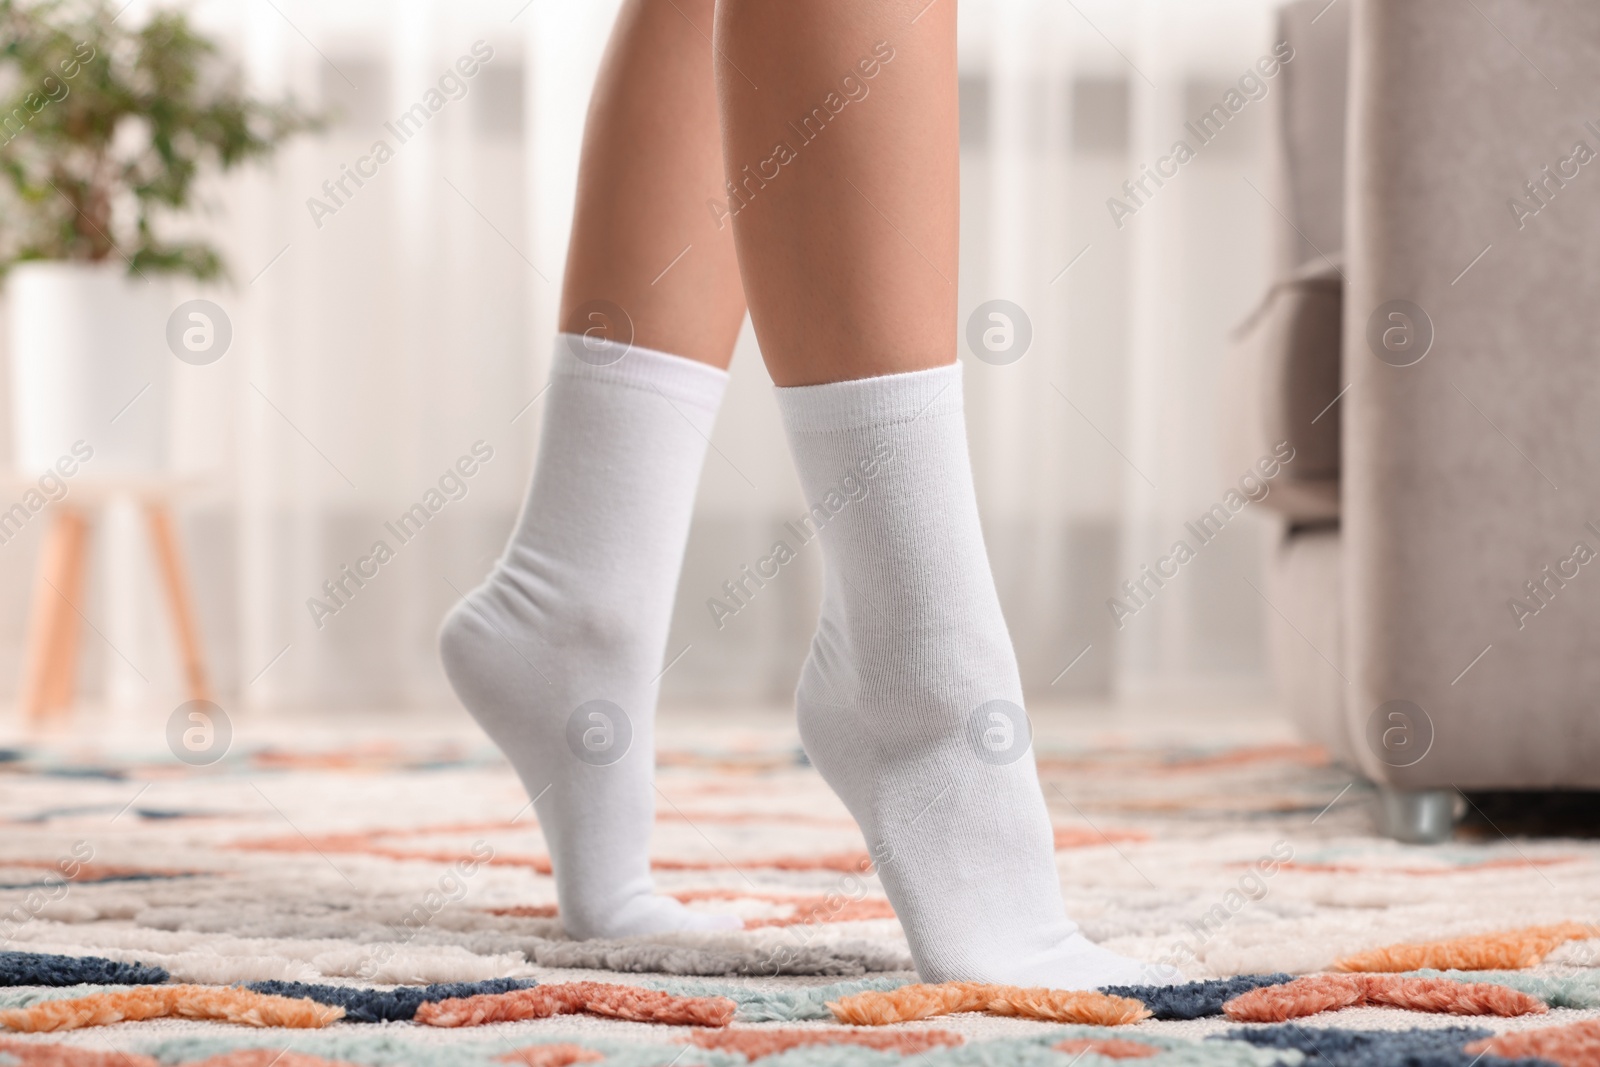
[439,337,739,941]
[776,363,1156,989]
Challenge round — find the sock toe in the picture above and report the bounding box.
[565,893,742,940]
[996,933,1158,991]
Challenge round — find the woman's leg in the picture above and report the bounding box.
[439,0,744,939]
[712,1,953,383]
[714,0,1162,985]
[561,0,745,364]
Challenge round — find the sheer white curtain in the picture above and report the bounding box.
[960,0,1283,701]
[0,0,1290,721]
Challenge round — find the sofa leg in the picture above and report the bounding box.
[1375,787,1458,843]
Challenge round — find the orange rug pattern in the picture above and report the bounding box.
[185,1054,365,1067]
[1222,974,1547,1022]
[493,1046,605,1067]
[0,986,343,1033]
[1464,1017,1600,1067]
[1333,922,1598,972]
[414,981,736,1028]
[689,1026,964,1058]
[0,1038,160,1067]
[827,981,1150,1026]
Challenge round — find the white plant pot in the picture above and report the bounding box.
[8,261,172,473]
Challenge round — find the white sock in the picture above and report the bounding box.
[439,335,739,940]
[776,362,1166,988]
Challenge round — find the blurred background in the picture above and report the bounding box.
[0,0,1296,731]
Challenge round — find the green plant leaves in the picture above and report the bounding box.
[0,0,322,280]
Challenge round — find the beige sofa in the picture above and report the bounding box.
[1228,0,1600,840]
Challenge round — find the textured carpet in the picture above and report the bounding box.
[2,703,1599,1064]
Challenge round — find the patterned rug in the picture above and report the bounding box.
[2,703,1600,1065]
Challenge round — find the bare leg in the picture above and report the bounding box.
[561,0,745,366]
[712,1,1167,986]
[440,0,744,940]
[713,0,956,384]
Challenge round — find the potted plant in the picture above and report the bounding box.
[0,0,316,471]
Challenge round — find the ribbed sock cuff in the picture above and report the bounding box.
[553,333,729,412]
[774,362,963,434]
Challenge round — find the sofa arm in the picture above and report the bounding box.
[1344,0,1600,788]
[1224,258,1343,522]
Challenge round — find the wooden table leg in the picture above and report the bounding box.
[18,506,90,724]
[144,500,213,704]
